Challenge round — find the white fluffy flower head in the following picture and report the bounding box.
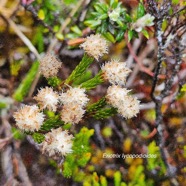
[42,128,73,157]
[60,87,89,107]
[117,95,140,119]
[34,87,59,112]
[106,85,140,119]
[80,34,108,60]
[40,53,62,78]
[13,105,44,132]
[132,13,155,32]
[60,103,85,124]
[101,60,131,86]
[106,85,130,107]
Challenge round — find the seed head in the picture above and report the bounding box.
[80,34,108,60]
[42,128,73,157]
[13,105,44,132]
[101,60,131,86]
[40,53,62,78]
[34,87,59,112]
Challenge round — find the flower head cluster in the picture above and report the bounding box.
[106,85,140,119]
[60,103,85,124]
[34,87,59,112]
[101,60,131,86]
[60,87,89,124]
[132,14,155,32]
[42,128,73,157]
[13,105,45,132]
[40,53,62,78]
[80,34,108,60]
[60,87,89,107]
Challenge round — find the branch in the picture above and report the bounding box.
[126,35,165,79]
[147,0,180,183]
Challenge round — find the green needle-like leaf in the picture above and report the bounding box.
[65,54,94,84]
[13,61,39,102]
[87,97,106,112]
[80,72,104,90]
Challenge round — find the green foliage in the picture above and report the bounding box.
[172,0,179,4]
[92,172,100,186]
[85,0,129,42]
[114,171,121,186]
[93,107,117,119]
[84,0,147,42]
[137,3,145,18]
[32,26,45,53]
[11,127,25,140]
[102,127,113,138]
[40,116,64,131]
[66,25,82,40]
[100,175,108,186]
[87,98,107,112]
[177,83,186,99]
[181,84,186,92]
[55,32,64,41]
[13,61,39,102]
[47,76,62,87]
[10,59,23,76]
[63,127,94,179]
[129,165,145,186]
[64,0,78,5]
[65,54,94,84]
[141,29,149,39]
[0,102,6,109]
[128,30,134,42]
[81,72,104,90]
[73,70,92,86]
[33,0,61,25]
[32,133,45,143]
[147,141,166,175]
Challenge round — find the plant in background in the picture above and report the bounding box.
[84,0,154,42]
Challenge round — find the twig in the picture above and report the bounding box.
[127,38,158,86]
[3,16,40,60]
[147,0,182,183]
[126,36,142,68]
[126,35,165,79]
[94,122,105,149]
[161,38,183,99]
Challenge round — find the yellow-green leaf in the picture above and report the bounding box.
[38,9,45,20]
